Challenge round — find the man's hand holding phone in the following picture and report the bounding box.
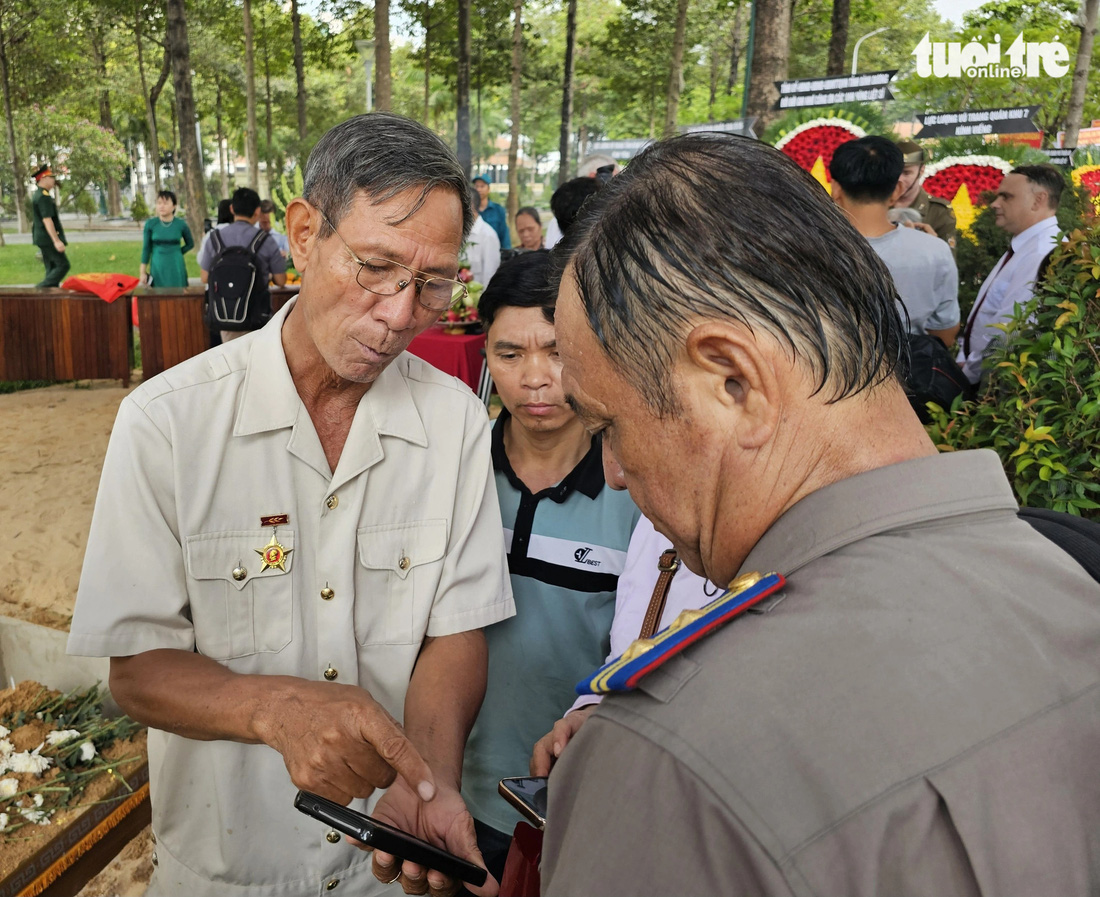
[530,704,597,776]
[368,775,497,897]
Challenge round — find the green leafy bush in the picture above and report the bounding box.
[131,193,149,222]
[926,227,1100,518]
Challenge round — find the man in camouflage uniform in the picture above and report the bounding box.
[893,140,957,254]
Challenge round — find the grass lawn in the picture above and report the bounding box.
[0,241,201,285]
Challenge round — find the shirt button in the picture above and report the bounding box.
[326,829,341,843]
[326,879,340,890]
[326,494,339,510]
[324,667,338,681]
[398,556,410,571]
[320,587,335,600]
[232,566,248,582]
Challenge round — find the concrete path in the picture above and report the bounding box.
[4,230,143,244]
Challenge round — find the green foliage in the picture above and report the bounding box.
[131,193,150,222]
[74,190,98,224]
[763,103,889,145]
[14,105,128,204]
[926,227,1100,518]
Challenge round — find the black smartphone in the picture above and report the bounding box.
[293,790,488,887]
[498,776,548,830]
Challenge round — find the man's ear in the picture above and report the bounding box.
[285,199,319,272]
[889,178,906,205]
[684,321,780,450]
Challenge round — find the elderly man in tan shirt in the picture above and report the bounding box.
[68,113,513,897]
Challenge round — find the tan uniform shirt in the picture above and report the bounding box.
[912,187,958,252]
[68,300,514,896]
[543,450,1100,896]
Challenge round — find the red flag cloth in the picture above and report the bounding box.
[61,273,139,303]
[499,822,542,897]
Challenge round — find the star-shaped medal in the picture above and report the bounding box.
[255,533,293,572]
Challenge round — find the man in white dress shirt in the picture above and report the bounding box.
[957,165,1063,385]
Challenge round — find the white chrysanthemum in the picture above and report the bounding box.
[922,155,1015,179]
[79,742,97,763]
[0,812,8,830]
[19,806,50,825]
[7,748,51,775]
[774,117,867,150]
[45,729,82,746]
[32,793,43,807]
[0,739,12,758]
[0,778,17,799]
[0,725,9,738]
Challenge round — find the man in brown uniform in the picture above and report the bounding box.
[894,139,957,252]
[544,133,1100,896]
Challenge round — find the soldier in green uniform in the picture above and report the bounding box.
[31,164,71,288]
[893,140,958,254]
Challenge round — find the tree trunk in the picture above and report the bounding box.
[134,2,160,196]
[663,0,690,136]
[423,12,432,124]
[558,0,577,186]
[243,0,260,189]
[166,0,206,238]
[90,29,122,216]
[261,0,273,193]
[216,78,229,198]
[826,0,850,76]
[290,0,307,141]
[746,0,792,130]
[727,4,742,95]
[0,5,26,235]
[1065,0,1100,147]
[375,0,392,111]
[506,0,523,227]
[456,0,472,177]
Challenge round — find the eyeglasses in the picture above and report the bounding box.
[319,211,467,311]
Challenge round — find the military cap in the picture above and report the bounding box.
[896,140,924,167]
[33,163,53,182]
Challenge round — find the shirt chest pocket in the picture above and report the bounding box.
[355,520,447,646]
[185,530,295,660]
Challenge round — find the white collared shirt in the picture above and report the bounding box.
[957,215,1061,383]
[466,215,500,287]
[68,299,513,895]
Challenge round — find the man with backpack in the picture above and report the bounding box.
[197,186,287,341]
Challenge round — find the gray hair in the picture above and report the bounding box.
[577,154,619,177]
[553,134,907,416]
[303,112,473,240]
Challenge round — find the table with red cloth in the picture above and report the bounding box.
[406,325,487,392]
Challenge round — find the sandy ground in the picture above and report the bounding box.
[0,379,153,894]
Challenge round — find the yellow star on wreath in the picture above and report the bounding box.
[255,534,293,572]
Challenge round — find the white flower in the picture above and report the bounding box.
[0,725,9,738]
[45,729,81,746]
[0,739,12,757]
[774,117,867,150]
[19,806,50,825]
[0,812,8,830]
[79,742,97,763]
[0,778,17,799]
[32,793,43,807]
[922,155,1015,179]
[7,748,51,775]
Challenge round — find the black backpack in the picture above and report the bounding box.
[1019,507,1100,584]
[204,228,272,332]
[904,333,975,423]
